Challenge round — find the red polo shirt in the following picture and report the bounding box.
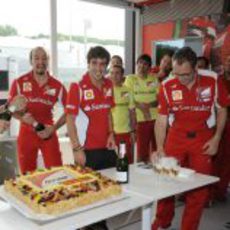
[221,76,230,119]
[158,70,229,132]
[9,71,67,125]
[66,73,114,149]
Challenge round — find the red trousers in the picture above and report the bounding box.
[136,120,156,162]
[17,125,62,174]
[213,120,230,200]
[115,132,133,163]
[152,128,214,230]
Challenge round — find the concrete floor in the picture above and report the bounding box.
[105,188,230,230]
[171,189,230,230]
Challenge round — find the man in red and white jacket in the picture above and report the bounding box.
[9,47,67,174]
[213,54,230,201]
[152,47,229,230]
[66,46,116,171]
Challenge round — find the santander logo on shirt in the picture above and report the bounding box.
[28,97,53,106]
[83,103,111,112]
[171,105,211,112]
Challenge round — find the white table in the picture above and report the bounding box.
[0,164,219,230]
[103,164,219,200]
[0,191,152,230]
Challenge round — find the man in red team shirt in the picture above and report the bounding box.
[152,47,228,230]
[9,47,67,173]
[66,46,116,171]
[213,55,230,201]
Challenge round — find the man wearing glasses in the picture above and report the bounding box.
[152,47,229,230]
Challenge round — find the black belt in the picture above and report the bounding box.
[186,131,196,139]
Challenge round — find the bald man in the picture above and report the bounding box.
[9,47,67,173]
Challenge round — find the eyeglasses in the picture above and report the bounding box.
[173,72,194,78]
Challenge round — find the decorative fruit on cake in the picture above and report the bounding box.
[4,165,122,215]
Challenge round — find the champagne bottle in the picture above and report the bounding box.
[33,121,45,132]
[0,105,17,121]
[116,141,129,184]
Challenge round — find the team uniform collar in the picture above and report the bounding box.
[82,72,107,88]
[31,70,51,88]
[176,71,199,90]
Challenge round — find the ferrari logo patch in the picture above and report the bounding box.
[84,89,94,100]
[23,82,32,92]
[172,90,183,101]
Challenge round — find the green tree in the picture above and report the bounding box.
[30,33,124,47]
[0,25,18,36]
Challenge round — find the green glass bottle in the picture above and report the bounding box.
[116,141,129,184]
[0,105,16,121]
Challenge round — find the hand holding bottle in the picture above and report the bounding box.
[34,123,54,139]
[0,95,27,122]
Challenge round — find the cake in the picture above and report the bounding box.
[4,165,122,215]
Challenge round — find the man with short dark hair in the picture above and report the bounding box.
[125,54,159,162]
[66,46,117,171]
[110,55,123,68]
[152,47,229,230]
[196,56,210,69]
[150,51,174,82]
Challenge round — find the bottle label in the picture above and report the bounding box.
[116,171,128,183]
